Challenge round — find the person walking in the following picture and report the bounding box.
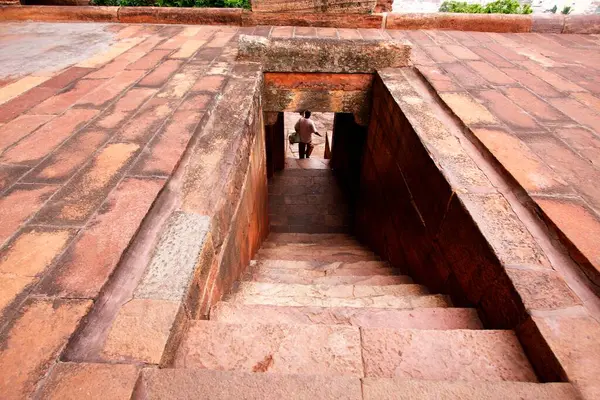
[294,110,322,159]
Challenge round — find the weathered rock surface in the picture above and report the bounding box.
[211,302,483,329]
[238,35,411,73]
[138,369,362,400]
[362,379,581,400]
[174,321,363,375]
[362,328,537,381]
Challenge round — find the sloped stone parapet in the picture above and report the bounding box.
[238,35,411,73]
[358,67,600,399]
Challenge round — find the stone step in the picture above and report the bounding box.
[249,265,402,279]
[265,232,360,246]
[174,321,364,375]
[139,369,362,399]
[362,379,579,400]
[175,322,536,382]
[211,302,483,330]
[138,369,578,400]
[256,247,379,262]
[362,328,537,382]
[226,292,451,309]
[260,242,370,253]
[250,271,411,285]
[229,282,429,301]
[252,259,390,272]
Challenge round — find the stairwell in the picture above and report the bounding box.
[136,162,578,399]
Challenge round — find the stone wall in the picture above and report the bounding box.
[355,70,600,398]
[392,0,600,14]
[251,0,378,14]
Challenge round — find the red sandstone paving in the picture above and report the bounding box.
[0,22,600,399]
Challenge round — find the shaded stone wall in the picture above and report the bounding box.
[330,112,368,204]
[354,71,600,395]
[268,166,352,233]
[356,76,454,295]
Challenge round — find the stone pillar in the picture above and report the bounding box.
[264,112,285,179]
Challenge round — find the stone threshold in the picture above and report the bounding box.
[1,6,600,34]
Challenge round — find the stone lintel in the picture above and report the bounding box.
[238,35,411,73]
[262,72,373,121]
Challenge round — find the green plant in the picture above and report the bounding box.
[561,5,572,14]
[439,0,533,14]
[550,4,557,12]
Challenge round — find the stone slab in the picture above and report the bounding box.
[175,321,363,376]
[228,292,451,309]
[386,13,532,33]
[362,379,580,400]
[250,270,410,285]
[138,369,362,400]
[256,249,379,262]
[254,260,390,270]
[134,211,210,302]
[0,299,92,399]
[232,281,428,300]
[361,328,537,381]
[251,0,377,14]
[101,298,182,364]
[37,362,140,400]
[264,233,359,245]
[211,302,483,329]
[238,35,411,73]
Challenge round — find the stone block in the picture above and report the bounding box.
[238,35,411,73]
[134,212,210,303]
[533,197,600,290]
[0,6,119,23]
[101,298,185,365]
[386,12,532,33]
[362,379,580,400]
[262,72,373,117]
[211,302,483,329]
[251,0,377,14]
[241,10,383,28]
[361,328,536,381]
[138,369,362,399]
[563,15,600,34]
[37,362,140,400]
[517,308,600,397]
[532,14,565,33]
[175,321,363,375]
[0,299,92,399]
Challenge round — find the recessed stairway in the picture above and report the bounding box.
[138,232,578,399]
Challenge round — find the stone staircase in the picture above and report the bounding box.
[137,233,578,399]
